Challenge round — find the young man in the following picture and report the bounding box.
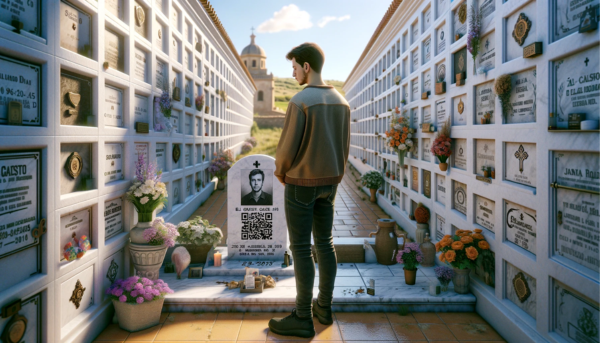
[269,43,350,338]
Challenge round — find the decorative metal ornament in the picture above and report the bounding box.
[173,145,181,163]
[69,280,86,309]
[437,64,446,81]
[66,152,83,179]
[512,272,531,303]
[512,13,532,46]
[67,92,81,108]
[1,314,27,343]
[8,101,22,125]
[458,54,465,72]
[458,3,467,24]
[458,99,465,114]
[135,6,145,27]
[158,28,162,39]
[106,259,118,283]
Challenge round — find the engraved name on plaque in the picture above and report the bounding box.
[106,0,123,20]
[133,48,148,83]
[104,29,124,72]
[475,81,495,124]
[505,142,536,187]
[505,200,537,254]
[453,180,467,215]
[475,195,495,232]
[104,85,123,127]
[507,69,537,124]
[60,1,91,57]
[453,138,467,170]
[0,0,41,36]
[104,143,123,184]
[134,94,149,125]
[475,32,495,73]
[104,197,123,240]
[0,55,41,126]
[436,174,446,205]
[437,25,446,54]
[555,0,600,40]
[436,99,446,123]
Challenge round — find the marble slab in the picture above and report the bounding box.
[553,280,600,342]
[554,0,600,41]
[475,195,495,232]
[436,25,447,55]
[507,69,537,124]
[475,139,495,174]
[436,0,448,19]
[436,215,446,241]
[505,262,537,319]
[453,138,467,170]
[0,55,41,126]
[436,174,446,206]
[453,180,467,215]
[505,200,537,254]
[476,31,495,73]
[475,81,495,124]
[505,142,536,187]
[452,94,467,126]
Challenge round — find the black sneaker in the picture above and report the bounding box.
[268,309,315,338]
[313,299,333,325]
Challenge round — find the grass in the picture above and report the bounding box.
[275,101,289,112]
[274,78,346,112]
[236,127,282,160]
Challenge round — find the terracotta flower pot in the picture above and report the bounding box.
[483,170,489,177]
[439,162,448,171]
[113,298,165,332]
[481,118,486,124]
[369,219,403,265]
[452,268,471,294]
[404,268,417,285]
[391,175,395,180]
[369,188,377,202]
[491,170,495,179]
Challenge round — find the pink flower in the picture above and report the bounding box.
[136,297,144,304]
[119,295,127,302]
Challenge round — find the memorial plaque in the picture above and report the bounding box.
[171,7,179,30]
[60,71,92,126]
[104,29,124,71]
[453,138,467,170]
[436,99,446,123]
[436,174,446,205]
[60,144,91,194]
[453,180,467,215]
[436,0,448,19]
[505,4,536,61]
[171,37,180,62]
[156,23,165,53]
[452,95,467,126]
[475,139,495,175]
[60,1,91,57]
[422,138,431,161]
[505,262,536,318]
[104,197,123,240]
[171,109,180,133]
[104,143,123,184]
[555,0,600,40]
[410,108,419,130]
[60,208,91,260]
[185,114,192,134]
[0,0,40,36]
[555,151,600,192]
[185,144,191,166]
[172,180,180,206]
[186,175,193,197]
[104,85,123,127]
[453,47,467,83]
[0,151,41,259]
[134,94,149,126]
[423,37,432,64]
[228,156,287,260]
[0,55,41,126]
[423,105,432,124]
[423,69,432,94]
[453,3,467,39]
[133,48,148,83]
[478,0,495,28]
[553,281,600,343]
[412,21,419,44]
[402,59,408,79]
[436,214,445,240]
[133,2,148,39]
[403,193,409,213]
[506,69,537,124]
[475,81,495,124]
[555,46,599,128]
[156,59,167,90]
[61,265,93,326]
[505,142,536,187]
[423,170,431,198]
[411,49,419,73]
[475,195,495,232]
[412,166,419,192]
[134,143,148,162]
[155,0,164,13]
[476,31,496,73]
[505,200,537,254]
[106,0,123,20]
[436,25,446,54]
[411,79,419,102]
[156,143,166,172]
[102,250,124,300]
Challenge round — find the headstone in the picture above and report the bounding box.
[60,1,91,57]
[423,37,432,64]
[453,180,467,215]
[423,7,432,30]
[411,166,419,192]
[134,94,149,125]
[171,37,180,62]
[104,29,124,71]
[172,179,181,206]
[185,144,192,166]
[156,143,166,171]
[506,69,537,124]
[185,114,192,134]
[452,94,467,126]
[171,7,179,30]
[505,262,537,318]
[60,207,91,260]
[156,59,167,90]
[478,0,495,28]
[423,105,432,124]
[436,0,448,19]
[476,31,496,73]
[475,81,495,124]
[102,250,124,300]
[436,99,446,123]
[436,214,445,240]
[411,21,419,44]
[156,23,165,53]
[475,195,495,232]
[453,47,467,83]
[554,46,599,128]
[436,174,446,205]
[227,155,287,260]
[423,69,432,94]
[553,281,600,342]
[475,139,495,175]
[453,2,467,39]
[105,0,123,20]
[422,138,431,161]
[133,48,148,83]
[60,143,91,194]
[423,170,431,198]
[104,198,123,240]
[133,2,148,39]
[60,71,92,126]
[411,79,419,102]
[453,138,467,170]
[505,4,536,61]
[0,55,41,126]
[505,142,537,187]
[134,143,148,162]
[104,143,123,184]
[436,25,446,54]
[505,200,537,254]
[0,0,40,35]
[104,85,123,127]
[555,151,600,192]
[555,0,600,40]
[411,49,419,73]
[171,109,180,134]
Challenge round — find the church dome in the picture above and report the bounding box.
[241,34,266,57]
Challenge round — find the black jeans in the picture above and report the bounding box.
[284,183,338,318]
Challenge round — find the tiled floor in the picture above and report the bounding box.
[188,164,396,242]
[93,311,505,342]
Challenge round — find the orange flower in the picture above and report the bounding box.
[445,250,456,262]
[443,235,452,239]
[478,241,490,250]
[435,242,441,252]
[465,246,479,260]
[455,229,464,234]
[464,230,473,234]
[402,133,408,140]
[395,141,400,146]
[460,236,473,244]
[451,241,464,250]
[403,127,408,133]
[440,237,453,247]
[457,231,470,237]
[395,133,400,139]
[439,252,446,262]
[474,229,483,233]
[472,233,485,240]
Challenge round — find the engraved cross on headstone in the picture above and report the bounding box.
[514,145,529,173]
[584,57,589,66]
[253,161,260,168]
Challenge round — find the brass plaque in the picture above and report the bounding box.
[173,144,181,163]
[512,272,531,303]
[66,152,83,179]
[7,101,22,125]
[523,42,542,58]
[69,280,86,309]
[195,42,202,53]
[173,87,181,101]
[1,314,27,343]
[476,175,492,184]
[60,71,92,126]
[458,3,467,24]
[135,5,145,27]
[67,92,81,107]
[512,13,531,46]
[458,99,464,114]
[135,121,149,133]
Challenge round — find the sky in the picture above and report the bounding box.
[209,1,393,82]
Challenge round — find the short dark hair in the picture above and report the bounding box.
[286,43,325,73]
[249,169,264,181]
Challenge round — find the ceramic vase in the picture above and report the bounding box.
[130,211,156,244]
[419,233,435,267]
[369,219,404,265]
[452,268,471,294]
[113,298,165,332]
[415,223,429,244]
[369,189,377,202]
[439,162,448,171]
[217,178,225,190]
[404,268,417,285]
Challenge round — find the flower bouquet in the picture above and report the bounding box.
[435,266,454,291]
[495,74,513,119]
[154,88,173,133]
[467,5,482,74]
[208,149,235,189]
[195,94,205,111]
[385,108,414,168]
[396,242,424,285]
[431,118,452,171]
[107,276,174,332]
[144,217,179,247]
[176,216,223,263]
[126,155,167,225]
[361,170,384,202]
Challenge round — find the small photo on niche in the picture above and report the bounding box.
[241,168,273,206]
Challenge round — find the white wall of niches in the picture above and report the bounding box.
[0,0,254,342]
[344,0,599,342]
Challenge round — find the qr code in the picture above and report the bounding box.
[241,212,273,240]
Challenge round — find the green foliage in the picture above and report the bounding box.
[251,121,259,136]
[237,127,282,159]
[398,305,410,316]
[361,171,384,190]
[176,216,222,247]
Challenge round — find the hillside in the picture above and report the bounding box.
[274,78,345,112]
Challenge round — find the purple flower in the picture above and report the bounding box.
[112,288,124,297]
[130,290,138,297]
[435,266,454,282]
[119,295,127,302]
[136,297,144,304]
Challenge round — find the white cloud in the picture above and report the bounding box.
[256,4,313,33]
[317,15,350,28]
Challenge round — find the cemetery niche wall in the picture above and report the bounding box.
[0,0,256,341]
[342,0,599,341]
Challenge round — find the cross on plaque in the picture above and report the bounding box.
[584,57,589,66]
[514,145,529,173]
[253,161,260,168]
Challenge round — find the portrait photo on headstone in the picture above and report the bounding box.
[241,168,273,206]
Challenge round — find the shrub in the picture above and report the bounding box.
[251,121,259,136]
[245,137,258,147]
[361,171,384,190]
[414,203,430,224]
[241,142,253,154]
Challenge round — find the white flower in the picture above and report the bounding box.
[406,140,414,146]
[129,185,137,191]
[407,133,412,139]
[393,124,402,130]
[178,221,191,229]
[140,185,152,194]
[144,179,155,188]
[133,188,143,197]
[399,144,407,150]
[152,193,160,200]
[140,196,149,204]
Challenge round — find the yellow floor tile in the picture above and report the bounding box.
[334,312,389,324]
[236,312,274,341]
[159,313,169,324]
[418,323,457,341]
[391,323,426,341]
[208,313,243,340]
[94,324,130,341]
[386,313,417,324]
[447,323,504,341]
[154,313,217,341]
[437,312,488,324]
[267,319,342,341]
[412,312,443,324]
[338,323,397,341]
[126,324,161,341]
